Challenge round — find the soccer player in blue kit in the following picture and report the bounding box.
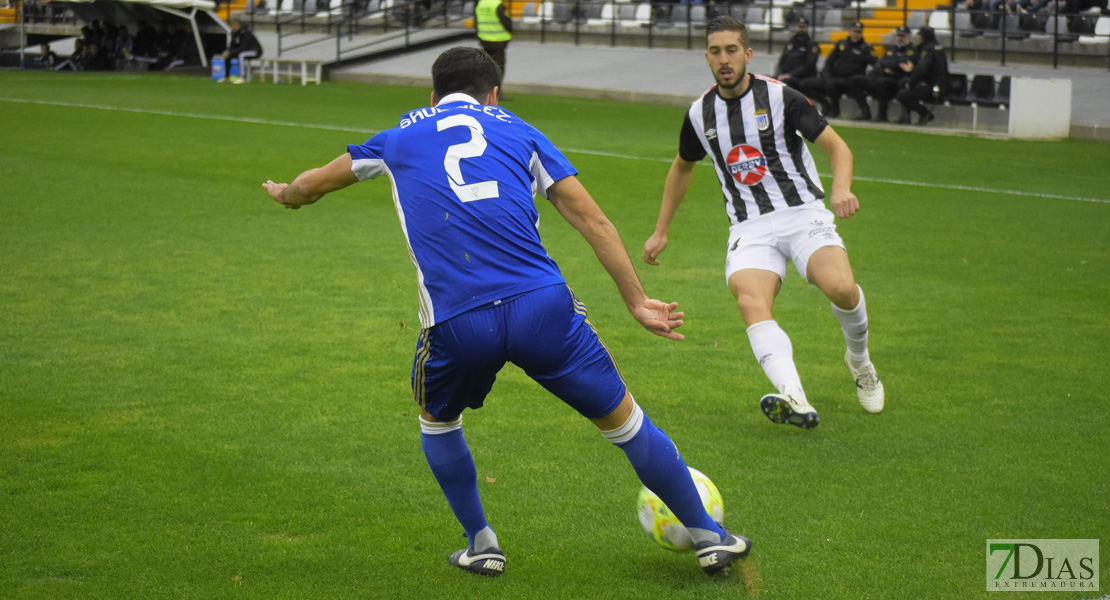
[262,47,750,577]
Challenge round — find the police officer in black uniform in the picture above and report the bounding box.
[895,25,949,125]
[774,17,820,91]
[845,26,917,122]
[799,20,876,119]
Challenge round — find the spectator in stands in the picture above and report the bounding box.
[845,25,917,121]
[132,20,159,60]
[98,22,119,65]
[895,25,949,125]
[152,22,187,70]
[652,0,680,24]
[114,25,134,67]
[219,18,263,83]
[54,38,85,71]
[474,0,512,97]
[774,17,820,90]
[963,0,994,28]
[1013,0,1052,14]
[987,0,1020,29]
[799,20,875,118]
[86,20,106,47]
[81,42,111,71]
[37,43,58,70]
[1065,0,1107,17]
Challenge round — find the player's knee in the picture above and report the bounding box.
[735,293,773,324]
[825,279,860,309]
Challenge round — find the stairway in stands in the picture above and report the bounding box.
[1,5,19,24]
[821,0,939,54]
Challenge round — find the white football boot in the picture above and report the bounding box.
[845,351,884,413]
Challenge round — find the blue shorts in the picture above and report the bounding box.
[412,284,627,421]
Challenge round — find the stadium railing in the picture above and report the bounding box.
[507,0,1110,71]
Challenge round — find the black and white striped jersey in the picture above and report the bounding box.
[679,74,828,225]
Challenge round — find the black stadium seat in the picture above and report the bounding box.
[944,73,971,105]
[993,75,1011,108]
[969,74,996,103]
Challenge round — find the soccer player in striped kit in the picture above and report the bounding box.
[644,16,885,429]
[263,47,750,576]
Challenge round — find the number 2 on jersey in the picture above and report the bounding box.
[437,114,499,203]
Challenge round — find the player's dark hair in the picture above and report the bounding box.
[705,16,750,49]
[431,47,502,101]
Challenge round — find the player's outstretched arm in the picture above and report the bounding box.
[644,154,697,265]
[814,128,859,220]
[547,175,684,341]
[263,153,359,210]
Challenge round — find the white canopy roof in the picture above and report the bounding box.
[60,0,229,66]
[63,0,217,9]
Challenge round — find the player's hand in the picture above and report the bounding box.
[263,180,299,209]
[830,189,859,219]
[643,232,668,265]
[631,298,684,341]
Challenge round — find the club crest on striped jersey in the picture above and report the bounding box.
[755,109,770,131]
[726,144,767,186]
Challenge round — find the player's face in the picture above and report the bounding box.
[705,31,753,95]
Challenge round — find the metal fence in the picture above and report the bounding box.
[510,0,1110,69]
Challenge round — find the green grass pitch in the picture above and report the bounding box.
[0,70,1107,599]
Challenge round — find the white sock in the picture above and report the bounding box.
[746,320,805,400]
[831,285,870,366]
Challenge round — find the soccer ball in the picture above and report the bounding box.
[636,467,725,552]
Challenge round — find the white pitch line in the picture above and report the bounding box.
[3,96,1108,205]
[0,96,378,134]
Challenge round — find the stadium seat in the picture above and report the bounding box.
[993,75,1011,107]
[944,72,971,105]
[316,0,342,17]
[690,4,707,26]
[586,1,615,25]
[907,10,927,29]
[769,8,785,29]
[956,11,984,37]
[552,1,571,23]
[745,6,768,31]
[1001,14,1029,38]
[969,74,997,104]
[1078,15,1109,43]
[586,1,603,23]
[623,2,651,26]
[928,10,951,32]
[728,3,745,20]
[823,8,843,29]
[1049,15,1080,41]
[667,4,688,27]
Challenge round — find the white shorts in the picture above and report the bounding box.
[724,203,845,284]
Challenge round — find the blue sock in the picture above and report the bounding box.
[420,418,490,550]
[606,406,724,539]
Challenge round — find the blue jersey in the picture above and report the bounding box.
[348,93,577,329]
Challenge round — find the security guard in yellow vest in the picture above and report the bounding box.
[475,0,512,93]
